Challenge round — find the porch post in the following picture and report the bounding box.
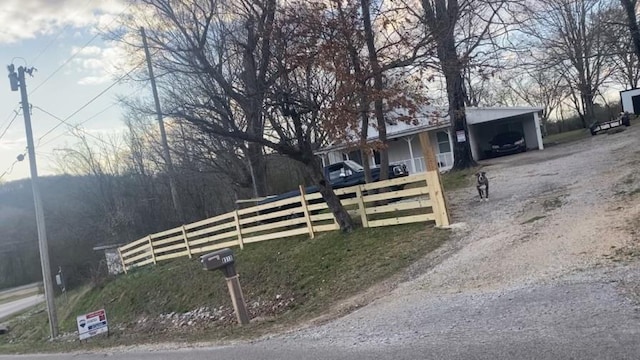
[533,112,544,150]
[405,136,417,173]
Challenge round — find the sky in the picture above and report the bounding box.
[0,0,139,182]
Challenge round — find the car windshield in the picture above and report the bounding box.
[492,132,522,145]
[343,160,364,172]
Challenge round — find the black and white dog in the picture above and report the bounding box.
[476,171,489,201]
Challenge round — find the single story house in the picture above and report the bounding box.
[316,106,544,173]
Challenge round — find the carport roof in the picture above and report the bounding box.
[316,106,543,153]
[466,107,543,125]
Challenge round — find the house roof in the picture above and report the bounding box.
[317,106,543,154]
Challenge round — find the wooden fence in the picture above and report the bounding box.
[117,170,449,272]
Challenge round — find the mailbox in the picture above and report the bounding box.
[200,248,236,277]
[199,248,250,325]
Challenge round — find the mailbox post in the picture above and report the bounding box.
[199,249,250,325]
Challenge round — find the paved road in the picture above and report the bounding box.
[2,268,639,360]
[0,294,44,322]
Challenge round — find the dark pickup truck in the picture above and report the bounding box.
[257,160,409,208]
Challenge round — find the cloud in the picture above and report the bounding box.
[0,0,125,44]
[72,41,130,85]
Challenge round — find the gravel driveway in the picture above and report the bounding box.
[4,125,640,359]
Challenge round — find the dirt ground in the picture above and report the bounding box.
[406,125,640,295]
[403,124,640,297]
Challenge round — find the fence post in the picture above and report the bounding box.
[181,225,192,259]
[234,210,245,249]
[147,235,157,264]
[117,247,127,274]
[419,132,450,227]
[355,185,369,228]
[298,185,315,238]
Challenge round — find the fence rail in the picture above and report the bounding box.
[118,171,449,272]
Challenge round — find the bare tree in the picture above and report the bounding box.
[620,0,640,63]
[416,0,514,169]
[525,0,614,127]
[123,0,356,231]
[601,5,640,88]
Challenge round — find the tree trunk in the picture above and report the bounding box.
[306,157,355,233]
[361,0,389,181]
[621,0,640,65]
[246,142,268,197]
[440,41,476,169]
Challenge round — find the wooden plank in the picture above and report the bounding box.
[237,195,303,215]
[181,225,192,259]
[355,186,369,228]
[339,198,361,206]
[234,210,244,250]
[155,251,191,262]
[243,227,309,244]
[359,175,426,191]
[154,242,189,254]
[121,244,151,258]
[147,236,157,264]
[299,185,315,239]
[135,258,155,267]
[365,199,433,215]
[307,203,329,212]
[190,240,241,255]
[313,223,340,232]
[367,213,436,227]
[304,192,324,201]
[310,213,336,222]
[185,220,237,239]
[425,170,450,227]
[419,132,439,172]
[151,234,185,247]
[239,207,301,225]
[188,230,239,247]
[183,212,235,230]
[149,227,183,240]
[117,248,127,274]
[119,237,149,251]
[123,251,153,265]
[241,217,306,235]
[361,186,429,203]
[419,131,450,227]
[334,187,358,196]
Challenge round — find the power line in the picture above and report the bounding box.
[28,32,102,96]
[35,62,144,145]
[33,106,115,148]
[0,110,20,143]
[30,0,97,65]
[0,150,27,182]
[28,3,132,96]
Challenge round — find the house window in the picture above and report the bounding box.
[436,131,450,153]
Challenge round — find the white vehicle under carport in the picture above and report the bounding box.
[485,131,526,158]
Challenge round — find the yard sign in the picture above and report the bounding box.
[76,309,108,340]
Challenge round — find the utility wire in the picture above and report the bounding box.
[36,61,144,145]
[30,0,97,65]
[28,3,132,96]
[0,110,20,143]
[0,150,27,182]
[33,106,118,149]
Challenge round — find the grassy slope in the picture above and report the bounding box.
[0,223,448,353]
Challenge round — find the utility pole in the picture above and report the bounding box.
[140,27,183,221]
[7,64,59,338]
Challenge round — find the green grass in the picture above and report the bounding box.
[543,129,590,146]
[0,223,448,353]
[442,167,480,191]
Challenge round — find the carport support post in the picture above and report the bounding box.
[225,275,250,325]
[419,132,450,227]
